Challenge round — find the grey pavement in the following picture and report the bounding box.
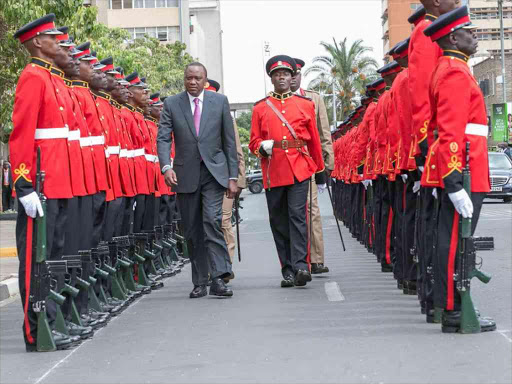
[0,190,511,384]
[0,220,16,248]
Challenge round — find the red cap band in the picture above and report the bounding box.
[270,61,293,72]
[381,66,402,77]
[430,15,471,41]
[17,22,56,43]
[101,63,114,72]
[75,49,90,59]
[129,76,141,85]
[57,33,69,42]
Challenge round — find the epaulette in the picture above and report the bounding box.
[295,94,312,101]
[253,96,268,107]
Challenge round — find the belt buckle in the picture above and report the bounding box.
[281,140,289,150]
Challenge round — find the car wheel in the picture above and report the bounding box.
[249,181,263,194]
[504,197,512,203]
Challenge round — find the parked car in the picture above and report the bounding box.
[487,152,512,203]
[246,170,263,194]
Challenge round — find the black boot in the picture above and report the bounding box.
[441,310,496,333]
[209,277,233,297]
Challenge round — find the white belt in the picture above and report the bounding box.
[120,149,128,158]
[145,154,157,163]
[465,123,488,137]
[90,135,105,146]
[127,150,135,158]
[68,130,81,141]
[106,146,120,155]
[133,148,145,157]
[80,137,92,147]
[35,127,69,140]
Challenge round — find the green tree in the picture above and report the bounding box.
[305,37,379,124]
[0,0,194,143]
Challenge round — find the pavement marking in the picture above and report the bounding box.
[324,281,345,302]
[0,247,17,258]
[497,329,512,343]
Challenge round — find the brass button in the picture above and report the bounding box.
[59,106,64,111]
[285,150,289,153]
[282,123,285,127]
[96,103,99,107]
[432,165,436,169]
[281,101,284,104]
[282,111,285,114]
[56,89,59,93]
[283,136,287,139]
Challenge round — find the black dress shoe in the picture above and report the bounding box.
[209,277,233,297]
[442,310,496,333]
[403,281,417,295]
[381,264,393,273]
[311,263,329,274]
[189,285,207,298]
[281,274,295,288]
[397,279,404,290]
[294,270,312,287]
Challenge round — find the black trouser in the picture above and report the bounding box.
[393,177,405,281]
[64,196,92,254]
[133,194,146,233]
[17,198,68,346]
[265,178,309,278]
[2,185,13,211]
[143,195,159,230]
[159,195,176,225]
[434,191,485,311]
[104,197,124,241]
[92,192,106,248]
[121,196,134,235]
[373,177,384,261]
[176,163,232,286]
[402,178,418,283]
[419,187,437,306]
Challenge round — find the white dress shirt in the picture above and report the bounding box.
[188,90,204,116]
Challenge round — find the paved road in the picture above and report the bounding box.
[1,190,511,384]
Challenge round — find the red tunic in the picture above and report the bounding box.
[374,91,391,175]
[422,54,490,193]
[65,80,97,195]
[409,15,443,162]
[363,102,378,180]
[112,102,136,197]
[145,117,163,196]
[249,94,325,189]
[49,69,87,197]
[10,58,73,199]
[122,105,149,195]
[73,82,109,192]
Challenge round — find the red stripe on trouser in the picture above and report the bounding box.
[447,212,459,310]
[24,217,34,344]
[385,207,393,264]
[306,201,311,269]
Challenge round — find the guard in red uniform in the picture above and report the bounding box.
[409,0,459,321]
[73,44,110,247]
[11,14,76,352]
[123,72,151,232]
[249,55,324,288]
[424,6,496,333]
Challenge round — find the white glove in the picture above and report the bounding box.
[317,184,327,193]
[401,174,408,183]
[449,189,473,219]
[418,166,424,173]
[413,181,421,194]
[432,188,438,200]
[260,140,274,157]
[362,180,372,189]
[19,191,44,218]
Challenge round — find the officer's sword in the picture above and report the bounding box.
[235,196,242,262]
[327,178,346,252]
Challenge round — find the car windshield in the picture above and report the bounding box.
[488,153,512,169]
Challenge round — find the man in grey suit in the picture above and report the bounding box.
[157,62,239,298]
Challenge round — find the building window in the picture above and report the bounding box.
[410,3,421,10]
[124,26,180,42]
[113,0,178,8]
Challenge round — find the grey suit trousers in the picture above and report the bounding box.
[176,162,232,286]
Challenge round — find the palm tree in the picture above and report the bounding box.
[305,38,379,123]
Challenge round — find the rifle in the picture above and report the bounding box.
[327,178,346,252]
[411,190,421,265]
[62,255,91,326]
[30,147,64,351]
[455,142,492,334]
[235,196,242,262]
[46,260,74,336]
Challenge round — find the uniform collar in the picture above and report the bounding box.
[63,78,73,87]
[136,107,144,114]
[72,80,89,88]
[145,116,157,123]
[111,99,122,109]
[91,89,111,100]
[125,103,136,112]
[269,91,293,100]
[443,50,469,64]
[425,14,437,22]
[30,57,52,71]
[50,67,65,78]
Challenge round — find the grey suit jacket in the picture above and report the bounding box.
[157,90,238,193]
